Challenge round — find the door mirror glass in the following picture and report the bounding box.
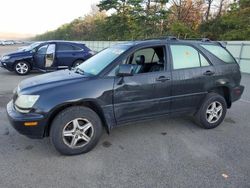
[116,64,134,77]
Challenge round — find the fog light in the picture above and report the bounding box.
[24,122,38,126]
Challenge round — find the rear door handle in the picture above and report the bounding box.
[156,76,170,82]
[203,70,215,76]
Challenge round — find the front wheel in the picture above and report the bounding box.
[50,106,103,155]
[14,61,31,75]
[194,93,227,129]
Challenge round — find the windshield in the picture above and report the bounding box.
[77,45,128,75]
[23,42,42,51]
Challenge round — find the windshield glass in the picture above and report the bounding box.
[77,45,128,75]
[23,42,42,51]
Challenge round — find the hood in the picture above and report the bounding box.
[18,69,90,93]
[4,50,31,57]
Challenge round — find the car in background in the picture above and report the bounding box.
[0,41,95,75]
[3,40,14,45]
[0,40,6,46]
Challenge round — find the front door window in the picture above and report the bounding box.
[45,44,56,67]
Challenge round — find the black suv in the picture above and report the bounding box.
[7,38,244,155]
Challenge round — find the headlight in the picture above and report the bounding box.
[15,95,40,109]
[1,56,10,61]
[13,85,20,94]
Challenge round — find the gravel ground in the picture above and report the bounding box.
[0,45,250,188]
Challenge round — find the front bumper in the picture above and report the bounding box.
[0,61,13,71]
[6,101,47,139]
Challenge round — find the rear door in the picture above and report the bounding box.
[169,44,214,113]
[55,43,83,67]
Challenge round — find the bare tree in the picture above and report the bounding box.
[205,0,213,21]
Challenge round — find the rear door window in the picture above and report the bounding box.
[170,45,210,70]
[57,44,81,52]
[201,44,236,64]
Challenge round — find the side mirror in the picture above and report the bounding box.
[30,48,36,53]
[116,64,134,77]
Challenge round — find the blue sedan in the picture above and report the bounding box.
[0,41,95,75]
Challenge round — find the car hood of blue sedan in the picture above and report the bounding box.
[18,69,90,93]
[4,50,32,58]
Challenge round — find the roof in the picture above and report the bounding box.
[114,37,226,48]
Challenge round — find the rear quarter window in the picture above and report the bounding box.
[201,44,236,64]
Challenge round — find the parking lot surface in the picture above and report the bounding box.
[0,45,250,188]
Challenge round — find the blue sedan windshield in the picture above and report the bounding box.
[77,45,128,75]
[24,42,43,51]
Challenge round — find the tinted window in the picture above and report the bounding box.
[57,44,81,51]
[171,45,200,69]
[109,46,165,76]
[201,44,235,63]
[46,44,56,54]
[170,45,210,70]
[37,45,48,55]
[72,45,83,51]
[200,54,210,66]
[131,48,159,64]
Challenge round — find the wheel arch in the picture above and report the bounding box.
[209,86,231,108]
[13,60,32,69]
[44,100,110,137]
[72,59,85,67]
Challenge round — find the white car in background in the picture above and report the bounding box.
[0,41,6,45]
[4,40,14,45]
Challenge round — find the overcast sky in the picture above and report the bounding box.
[0,0,101,35]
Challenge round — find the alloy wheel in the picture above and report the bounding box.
[62,118,94,148]
[16,62,28,74]
[206,101,223,124]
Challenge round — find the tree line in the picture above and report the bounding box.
[34,0,250,41]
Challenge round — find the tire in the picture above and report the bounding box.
[72,60,84,68]
[50,106,103,155]
[194,93,227,129]
[14,61,31,75]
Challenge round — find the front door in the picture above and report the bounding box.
[113,45,171,124]
[33,44,48,69]
[45,44,56,68]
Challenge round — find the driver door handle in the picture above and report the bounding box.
[203,70,215,76]
[156,76,170,82]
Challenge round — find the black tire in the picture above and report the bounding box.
[14,61,31,75]
[50,106,103,155]
[72,60,84,67]
[194,93,227,129]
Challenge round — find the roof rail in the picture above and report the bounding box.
[166,36,178,40]
[217,41,227,48]
[185,38,211,42]
[142,36,178,41]
[201,38,211,42]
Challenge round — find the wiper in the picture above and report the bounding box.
[74,67,85,75]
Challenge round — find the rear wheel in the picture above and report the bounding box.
[194,93,227,129]
[72,60,84,68]
[14,61,30,75]
[50,106,103,155]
